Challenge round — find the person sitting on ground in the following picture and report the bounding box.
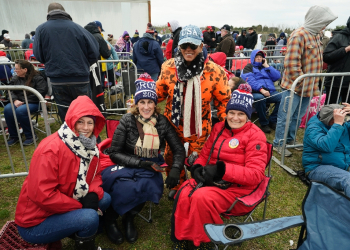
[15,96,112,250]
[171,84,268,250]
[240,50,281,133]
[303,103,350,196]
[4,60,47,146]
[21,34,33,49]
[103,73,185,245]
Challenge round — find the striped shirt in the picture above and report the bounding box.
[281,27,322,97]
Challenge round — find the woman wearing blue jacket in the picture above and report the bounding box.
[241,50,281,133]
[303,104,350,196]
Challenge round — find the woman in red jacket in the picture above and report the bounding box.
[15,96,111,250]
[171,84,268,250]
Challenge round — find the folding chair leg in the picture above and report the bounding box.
[137,202,152,223]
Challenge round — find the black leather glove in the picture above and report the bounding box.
[202,161,226,186]
[80,192,99,211]
[139,161,164,173]
[165,167,181,189]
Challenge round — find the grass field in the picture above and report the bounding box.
[0,101,308,250]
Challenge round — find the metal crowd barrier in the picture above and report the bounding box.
[226,56,286,77]
[0,85,52,179]
[96,59,138,113]
[2,49,29,61]
[272,72,350,175]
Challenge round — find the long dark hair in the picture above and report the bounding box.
[15,60,39,87]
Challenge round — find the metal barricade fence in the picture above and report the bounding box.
[272,72,350,176]
[2,49,29,61]
[0,85,51,179]
[96,59,138,113]
[226,56,285,77]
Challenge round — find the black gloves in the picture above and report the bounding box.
[139,161,164,173]
[191,161,226,186]
[165,167,181,189]
[80,192,99,211]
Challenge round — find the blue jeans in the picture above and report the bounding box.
[273,90,310,147]
[17,192,111,244]
[253,91,281,126]
[4,102,39,139]
[51,83,92,122]
[308,165,350,196]
[149,73,159,82]
[270,63,283,71]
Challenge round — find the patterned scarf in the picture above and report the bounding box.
[134,115,160,158]
[173,50,204,138]
[58,122,99,201]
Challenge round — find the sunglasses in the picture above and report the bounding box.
[180,43,199,50]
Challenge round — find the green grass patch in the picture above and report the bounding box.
[0,102,309,249]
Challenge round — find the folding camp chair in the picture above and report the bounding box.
[105,119,153,223]
[205,181,350,250]
[221,142,273,223]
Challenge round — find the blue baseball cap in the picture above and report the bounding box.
[178,25,203,46]
[94,21,104,32]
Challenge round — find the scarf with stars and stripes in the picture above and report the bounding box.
[173,50,204,138]
[58,122,99,201]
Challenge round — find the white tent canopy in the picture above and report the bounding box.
[0,0,150,42]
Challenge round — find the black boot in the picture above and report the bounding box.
[122,203,145,243]
[103,206,124,244]
[74,233,113,250]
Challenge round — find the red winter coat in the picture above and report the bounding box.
[15,96,106,228]
[209,52,234,80]
[173,121,267,246]
[165,39,173,60]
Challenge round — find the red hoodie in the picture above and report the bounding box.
[15,96,106,228]
[209,52,234,79]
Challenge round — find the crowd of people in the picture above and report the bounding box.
[1,2,350,250]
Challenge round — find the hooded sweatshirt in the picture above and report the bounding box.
[303,5,338,35]
[280,5,337,97]
[169,20,182,58]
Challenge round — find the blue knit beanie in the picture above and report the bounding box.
[134,73,158,104]
[226,84,254,119]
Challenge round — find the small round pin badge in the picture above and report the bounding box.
[229,138,239,149]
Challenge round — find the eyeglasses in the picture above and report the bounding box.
[180,43,199,50]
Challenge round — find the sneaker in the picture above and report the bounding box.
[287,142,303,151]
[273,146,292,157]
[7,137,19,147]
[23,135,38,146]
[260,125,271,133]
[269,123,277,130]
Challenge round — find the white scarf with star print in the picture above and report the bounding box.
[58,122,99,201]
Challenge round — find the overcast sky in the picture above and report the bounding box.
[151,0,348,30]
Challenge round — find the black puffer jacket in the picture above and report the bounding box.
[236,30,247,47]
[109,113,185,169]
[323,17,350,87]
[245,31,258,50]
[84,22,111,59]
[10,74,48,103]
[171,27,182,57]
